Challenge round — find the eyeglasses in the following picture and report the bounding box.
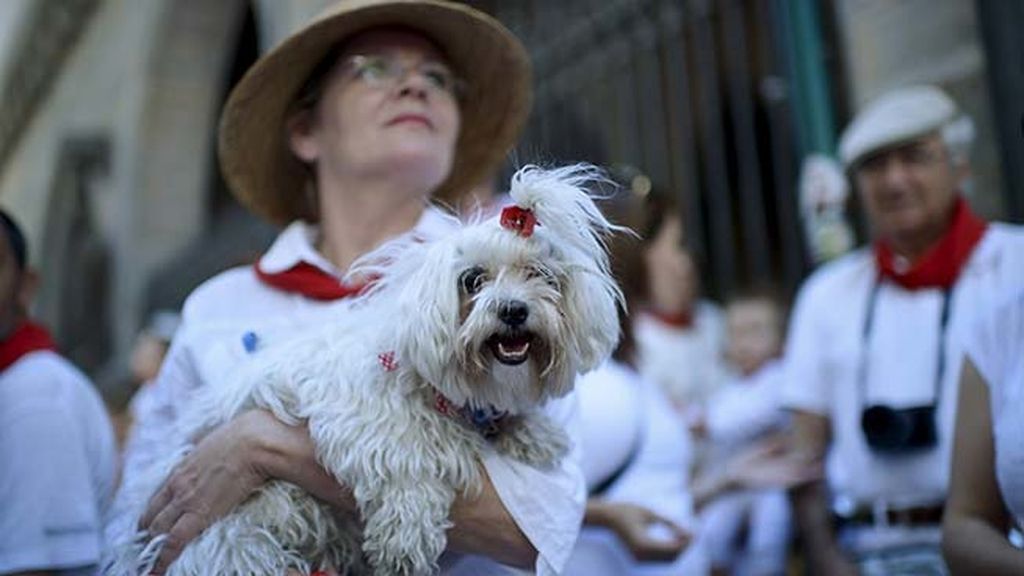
[342,54,466,98]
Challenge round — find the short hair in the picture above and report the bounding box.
[0,210,27,271]
[724,283,789,335]
[940,115,975,166]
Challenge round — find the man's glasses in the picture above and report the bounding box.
[342,54,466,99]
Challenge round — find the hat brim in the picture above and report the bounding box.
[219,0,532,225]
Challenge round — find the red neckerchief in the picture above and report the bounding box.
[254,261,370,301]
[645,308,694,329]
[874,197,989,290]
[0,321,57,371]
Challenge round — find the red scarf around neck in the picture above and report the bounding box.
[254,261,371,301]
[645,308,695,330]
[0,321,57,371]
[874,197,988,290]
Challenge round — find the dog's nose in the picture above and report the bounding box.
[498,300,529,326]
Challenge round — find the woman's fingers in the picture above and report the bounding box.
[138,479,175,531]
[148,512,208,575]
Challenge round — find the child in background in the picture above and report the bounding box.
[694,288,792,576]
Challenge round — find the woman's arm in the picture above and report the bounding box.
[942,359,1024,574]
[584,499,690,562]
[140,409,536,574]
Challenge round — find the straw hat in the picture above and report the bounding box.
[219,0,532,225]
[838,85,957,169]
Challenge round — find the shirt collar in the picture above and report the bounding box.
[257,206,458,278]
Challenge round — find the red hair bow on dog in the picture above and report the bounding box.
[500,205,537,238]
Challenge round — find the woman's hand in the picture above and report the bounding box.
[587,500,691,562]
[138,410,272,574]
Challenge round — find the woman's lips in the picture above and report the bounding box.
[387,114,433,129]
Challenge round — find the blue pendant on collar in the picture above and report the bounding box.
[433,390,508,439]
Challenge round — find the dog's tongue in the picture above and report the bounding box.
[493,334,531,365]
[498,338,530,356]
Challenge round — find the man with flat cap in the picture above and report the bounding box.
[782,85,1024,575]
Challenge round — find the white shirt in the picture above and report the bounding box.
[634,302,728,411]
[963,287,1024,526]
[568,359,709,575]
[110,209,585,576]
[782,224,1024,508]
[0,351,116,575]
[705,359,787,451]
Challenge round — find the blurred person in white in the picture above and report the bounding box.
[942,283,1024,574]
[568,179,709,575]
[107,310,181,449]
[799,154,855,264]
[0,209,116,575]
[104,2,589,575]
[569,182,815,576]
[696,288,795,575]
[783,85,1024,575]
[632,177,728,426]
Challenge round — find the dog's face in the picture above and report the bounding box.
[394,219,621,414]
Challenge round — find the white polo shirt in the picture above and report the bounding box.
[109,207,586,576]
[782,223,1024,509]
[963,286,1024,527]
[0,351,116,575]
[634,302,728,411]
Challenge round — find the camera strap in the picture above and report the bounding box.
[857,277,954,409]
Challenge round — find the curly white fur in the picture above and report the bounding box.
[103,164,624,576]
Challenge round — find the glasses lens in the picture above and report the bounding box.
[350,55,394,84]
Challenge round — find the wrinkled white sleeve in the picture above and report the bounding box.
[780,279,831,415]
[0,395,103,573]
[481,390,586,576]
[104,330,202,545]
[963,290,1020,391]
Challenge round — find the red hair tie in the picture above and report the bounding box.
[500,205,538,237]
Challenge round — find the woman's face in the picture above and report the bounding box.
[643,215,699,315]
[290,28,461,199]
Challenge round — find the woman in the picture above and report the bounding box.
[631,182,727,422]
[942,286,1024,574]
[107,2,585,575]
[566,178,710,575]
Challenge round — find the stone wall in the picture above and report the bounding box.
[834,0,1005,218]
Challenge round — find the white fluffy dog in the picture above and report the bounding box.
[104,165,623,576]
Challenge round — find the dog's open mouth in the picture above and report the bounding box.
[488,333,533,365]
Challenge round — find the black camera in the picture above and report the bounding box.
[860,404,938,453]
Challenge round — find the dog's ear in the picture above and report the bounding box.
[395,240,462,383]
[560,254,623,376]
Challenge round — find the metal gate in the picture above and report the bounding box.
[469,0,840,297]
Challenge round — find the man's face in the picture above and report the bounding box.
[854,133,961,244]
[0,234,23,335]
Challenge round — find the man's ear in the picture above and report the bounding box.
[16,268,38,315]
[286,110,320,163]
[955,159,972,188]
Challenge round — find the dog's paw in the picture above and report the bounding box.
[493,414,570,468]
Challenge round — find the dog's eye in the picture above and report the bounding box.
[460,266,487,295]
[528,266,559,289]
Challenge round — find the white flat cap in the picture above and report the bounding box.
[838,85,957,168]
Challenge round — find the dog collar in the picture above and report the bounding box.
[376,350,508,439]
[434,392,509,440]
